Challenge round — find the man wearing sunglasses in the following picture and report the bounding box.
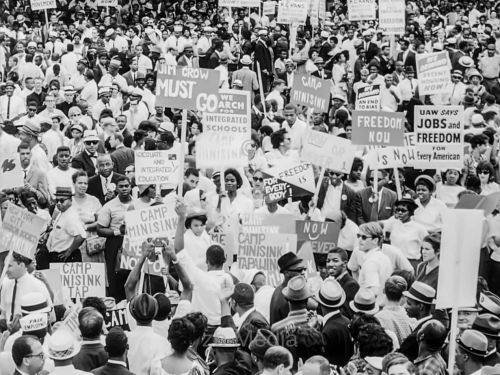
[316,169,357,223]
[72,130,101,177]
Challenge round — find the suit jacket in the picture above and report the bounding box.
[364,42,379,63]
[111,147,134,175]
[254,40,273,74]
[92,362,134,375]
[122,70,136,87]
[177,55,199,68]
[355,186,397,224]
[72,151,97,177]
[73,343,108,371]
[322,312,354,367]
[238,309,270,346]
[319,42,332,61]
[311,69,332,80]
[269,284,289,325]
[208,51,220,69]
[397,51,417,72]
[338,272,359,318]
[398,315,432,361]
[21,165,50,205]
[317,181,358,223]
[87,172,125,206]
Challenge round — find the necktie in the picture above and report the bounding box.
[10,280,17,321]
[410,80,413,91]
[23,169,27,179]
[451,83,456,99]
[105,177,109,194]
[6,96,11,119]
[369,193,379,222]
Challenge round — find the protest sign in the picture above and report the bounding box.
[59,263,105,299]
[371,133,416,169]
[263,1,276,15]
[290,74,332,113]
[455,191,500,215]
[414,105,464,169]
[264,162,315,194]
[416,52,452,95]
[135,150,179,186]
[277,0,307,24]
[347,0,376,21]
[241,214,296,234]
[20,314,48,332]
[97,0,117,5]
[0,203,47,258]
[436,209,482,309]
[0,153,23,190]
[262,177,292,203]
[62,302,82,335]
[352,111,405,147]
[301,130,356,173]
[296,220,341,254]
[105,307,130,331]
[122,203,177,275]
[40,269,65,305]
[30,0,56,10]
[197,89,251,169]
[219,0,260,5]
[378,0,405,34]
[297,242,318,279]
[237,232,297,286]
[155,65,220,110]
[355,85,380,111]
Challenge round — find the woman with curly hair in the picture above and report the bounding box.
[160,317,206,375]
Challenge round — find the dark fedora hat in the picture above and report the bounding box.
[129,293,158,324]
[277,252,304,273]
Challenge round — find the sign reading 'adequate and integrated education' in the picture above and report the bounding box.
[414,105,464,169]
[351,111,405,147]
[347,0,376,21]
[355,84,380,111]
[291,75,332,113]
[135,150,179,186]
[155,65,220,110]
[301,130,356,173]
[416,51,452,95]
[197,89,251,169]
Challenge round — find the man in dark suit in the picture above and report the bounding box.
[229,283,269,349]
[208,38,224,69]
[397,40,417,73]
[110,133,134,175]
[254,30,273,93]
[361,30,379,64]
[318,31,333,61]
[269,253,305,325]
[398,281,436,361]
[12,335,45,375]
[311,57,332,79]
[123,57,139,87]
[327,248,359,318]
[316,277,354,367]
[72,130,100,177]
[17,142,50,205]
[73,307,108,371]
[87,154,124,205]
[317,170,358,223]
[92,327,134,375]
[355,169,397,224]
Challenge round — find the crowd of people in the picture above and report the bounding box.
[4,0,500,374]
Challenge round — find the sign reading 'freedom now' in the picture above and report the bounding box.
[291,75,332,112]
[351,111,405,147]
[155,65,220,110]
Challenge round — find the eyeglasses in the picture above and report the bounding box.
[125,170,134,174]
[289,267,306,273]
[200,196,207,201]
[25,352,45,360]
[85,141,99,145]
[328,171,342,177]
[253,177,264,182]
[478,170,490,175]
[357,234,374,240]
[394,207,409,213]
[55,198,70,204]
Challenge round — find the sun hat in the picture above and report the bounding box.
[20,292,51,315]
[54,187,73,198]
[403,281,436,305]
[46,329,81,360]
[282,275,312,301]
[83,129,99,142]
[457,329,489,357]
[350,289,379,315]
[209,327,240,347]
[316,277,346,308]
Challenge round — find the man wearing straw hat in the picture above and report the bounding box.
[45,329,87,375]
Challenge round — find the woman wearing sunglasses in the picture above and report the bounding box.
[382,197,428,271]
[477,160,500,195]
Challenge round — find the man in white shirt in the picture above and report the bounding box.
[265,79,286,116]
[0,252,52,325]
[135,44,153,75]
[0,81,26,122]
[47,146,77,198]
[440,70,467,105]
[380,74,401,111]
[397,66,418,104]
[281,103,307,151]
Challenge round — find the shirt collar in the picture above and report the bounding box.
[336,271,348,281]
[100,173,113,181]
[323,310,340,322]
[237,307,256,325]
[16,369,30,375]
[108,360,127,367]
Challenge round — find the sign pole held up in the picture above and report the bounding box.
[256,61,267,117]
[393,167,402,200]
[177,109,188,198]
[313,161,326,205]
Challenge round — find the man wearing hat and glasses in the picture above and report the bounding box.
[46,186,86,263]
[72,130,101,177]
[269,253,306,325]
[316,277,353,367]
[19,120,52,172]
[455,329,489,375]
[441,69,467,105]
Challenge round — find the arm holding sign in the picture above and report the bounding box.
[162,240,193,302]
[124,240,153,301]
[174,199,187,254]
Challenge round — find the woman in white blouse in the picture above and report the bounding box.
[477,160,500,196]
[435,168,465,207]
[413,175,448,233]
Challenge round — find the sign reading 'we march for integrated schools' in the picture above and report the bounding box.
[155,65,220,110]
[414,106,464,169]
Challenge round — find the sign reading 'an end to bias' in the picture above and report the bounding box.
[155,65,220,110]
[351,111,405,147]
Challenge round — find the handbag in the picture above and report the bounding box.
[86,233,106,256]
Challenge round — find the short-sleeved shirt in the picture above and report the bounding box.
[47,206,87,253]
[97,197,136,231]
